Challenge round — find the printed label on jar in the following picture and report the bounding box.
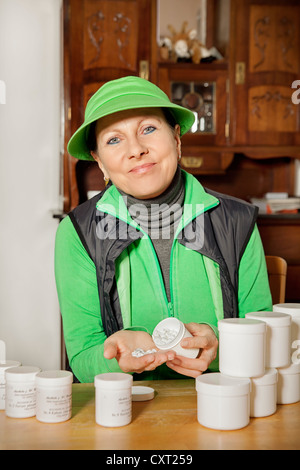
[0,381,6,408]
[96,390,132,427]
[112,395,131,418]
[36,388,72,422]
[5,384,37,416]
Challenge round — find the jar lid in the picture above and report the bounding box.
[196,373,250,397]
[251,368,278,385]
[0,360,21,370]
[36,370,73,386]
[132,386,155,401]
[94,372,133,389]
[277,361,300,375]
[5,366,41,381]
[218,318,266,334]
[273,303,300,316]
[246,311,291,327]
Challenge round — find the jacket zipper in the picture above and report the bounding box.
[168,199,219,318]
[145,233,175,317]
[96,203,172,315]
[99,197,219,320]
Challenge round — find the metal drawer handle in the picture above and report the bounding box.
[181,156,203,168]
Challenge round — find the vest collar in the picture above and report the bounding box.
[96,170,219,233]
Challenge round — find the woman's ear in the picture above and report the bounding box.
[91,151,110,181]
[90,150,99,163]
[174,124,181,157]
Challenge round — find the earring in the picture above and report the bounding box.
[178,152,181,161]
[104,176,110,186]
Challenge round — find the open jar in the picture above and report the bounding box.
[152,317,199,359]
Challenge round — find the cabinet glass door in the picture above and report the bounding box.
[171,81,216,134]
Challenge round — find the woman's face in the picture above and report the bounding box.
[91,108,181,199]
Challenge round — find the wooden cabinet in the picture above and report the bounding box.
[62,0,300,300]
[228,0,300,302]
[157,62,234,175]
[63,0,157,211]
[63,0,300,209]
[230,0,300,151]
[258,215,300,302]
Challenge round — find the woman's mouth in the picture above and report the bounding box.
[129,163,156,174]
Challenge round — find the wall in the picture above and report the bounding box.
[158,0,207,43]
[0,0,62,369]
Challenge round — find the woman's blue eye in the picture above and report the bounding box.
[107,136,120,145]
[144,126,156,134]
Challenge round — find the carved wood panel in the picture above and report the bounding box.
[231,0,300,147]
[83,0,138,73]
[63,0,156,211]
[249,5,299,74]
[249,85,298,132]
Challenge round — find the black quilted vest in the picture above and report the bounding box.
[69,184,258,338]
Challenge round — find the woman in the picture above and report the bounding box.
[55,76,272,383]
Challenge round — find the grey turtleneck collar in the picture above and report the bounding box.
[117,166,185,301]
[119,166,185,238]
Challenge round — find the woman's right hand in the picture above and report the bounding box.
[103,329,176,374]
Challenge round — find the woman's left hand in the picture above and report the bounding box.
[166,323,218,378]
[103,329,176,374]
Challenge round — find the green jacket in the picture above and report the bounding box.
[55,171,272,382]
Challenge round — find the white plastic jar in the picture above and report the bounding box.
[277,362,300,404]
[250,368,278,418]
[246,311,291,368]
[35,370,73,423]
[94,372,133,427]
[273,303,300,344]
[196,373,251,430]
[218,318,266,377]
[5,366,41,418]
[0,361,21,410]
[152,317,199,359]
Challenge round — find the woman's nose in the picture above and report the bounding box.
[127,136,148,159]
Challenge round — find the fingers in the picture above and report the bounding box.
[103,340,118,360]
[166,359,203,378]
[128,353,157,373]
[166,344,217,377]
[181,335,210,350]
[181,323,218,352]
[125,351,173,373]
[117,349,177,374]
[143,350,176,371]
[166,356,209,378]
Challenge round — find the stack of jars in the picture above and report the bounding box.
[196,304,300,430]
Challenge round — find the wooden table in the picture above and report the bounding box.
[0,380,300,450]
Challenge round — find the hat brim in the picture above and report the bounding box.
[67,94,195,161]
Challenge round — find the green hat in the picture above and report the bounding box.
[67,76,195,161]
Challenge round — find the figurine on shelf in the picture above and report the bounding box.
[163,21,205,63]
[159,20,223,64]
[158,36,173,61]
